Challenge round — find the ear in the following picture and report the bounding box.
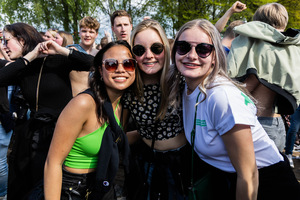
[130,24,133,31]
[19,38,25,46]
[111,26,114,33]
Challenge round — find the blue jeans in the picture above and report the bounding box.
[0,86,13,197]
[285,105,300,155]
[258,116,286,152]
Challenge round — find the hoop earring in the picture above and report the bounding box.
[100,76,103,81]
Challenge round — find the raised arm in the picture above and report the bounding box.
[32,40,93,71]
[215,1,247,33]
[222,124,258,200]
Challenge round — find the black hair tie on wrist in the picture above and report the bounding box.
[21,57,30,66]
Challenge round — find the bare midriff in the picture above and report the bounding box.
[142,132,187,151]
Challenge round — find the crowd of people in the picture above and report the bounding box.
[0,1,300,200]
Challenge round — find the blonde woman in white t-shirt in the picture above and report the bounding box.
[168,19,300,200]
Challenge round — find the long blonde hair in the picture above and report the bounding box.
[169,19,252,104]
[130,19,172,120]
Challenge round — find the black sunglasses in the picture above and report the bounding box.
[103,58,136,72]
[175,41,214,58]
[132,43,164,57]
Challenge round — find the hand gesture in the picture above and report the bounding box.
[104,30,112,43]
[39,40,63,55]
[231,1,247,13]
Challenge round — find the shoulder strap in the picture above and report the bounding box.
[103,100,130,170]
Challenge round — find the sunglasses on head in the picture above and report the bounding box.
[175,41,214,58]
[103,58,136,72]
[132,43,164,57]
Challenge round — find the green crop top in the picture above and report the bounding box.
[64,100,121,169]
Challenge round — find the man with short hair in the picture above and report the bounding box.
[221,20,245,54]
[68,16,99,55]
[227,3,300,156]
[68,16,100,96]
[111,10,133,43]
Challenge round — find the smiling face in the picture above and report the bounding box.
[175,27,215,91]
[112,16,132,42]
[133,28,165,80]
[101,45,135,93]
[79,27,98,47]
[3,31,24,60]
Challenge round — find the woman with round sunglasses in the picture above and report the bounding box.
[170,19,300,199]
[122,19,190,199]
[0,22,94,199]
[44,40,136,199]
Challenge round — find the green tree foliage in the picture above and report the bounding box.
[0,0,299,41]
[0,0,92,43]
[279,0,300,29]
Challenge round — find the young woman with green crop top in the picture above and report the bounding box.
[44,40,137,200]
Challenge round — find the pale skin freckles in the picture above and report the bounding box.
[175,27,215,93]
[134,29,165,84]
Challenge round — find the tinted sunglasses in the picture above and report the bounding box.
[132,43,164,57]
[103,58,136,72]
[2,36,12,46]
[175,41,214,58]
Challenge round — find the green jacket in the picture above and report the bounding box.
[227,21,300,114]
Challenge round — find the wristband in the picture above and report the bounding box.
[69,48,74,56]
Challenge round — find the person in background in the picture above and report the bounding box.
[111,10,133,43]
[55,31,74,47]
[123,19,190,200]
[0,29,14,200]
[0,22,93,199]
[67,16,100,97]
[220,20,245,54]
[215,1,246,33]
[44,40,136,200]
[43,28,58,41]
[214,1,246,54]
[227,3,300,152]
[171,18,300,200]
[285,105,300,168]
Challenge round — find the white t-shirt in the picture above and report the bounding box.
[182,77,283,173]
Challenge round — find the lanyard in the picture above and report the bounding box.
[190,91,201,186]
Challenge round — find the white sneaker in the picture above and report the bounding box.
[286,154,294,168]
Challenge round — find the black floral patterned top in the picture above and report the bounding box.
[122,83,183,140]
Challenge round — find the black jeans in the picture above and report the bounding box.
[61,167,96,200]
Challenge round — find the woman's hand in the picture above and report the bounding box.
[22,42,45,63]
[39,40,70,56]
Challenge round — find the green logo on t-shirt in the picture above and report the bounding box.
[196,119,207,127]
[241,92,254,106]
